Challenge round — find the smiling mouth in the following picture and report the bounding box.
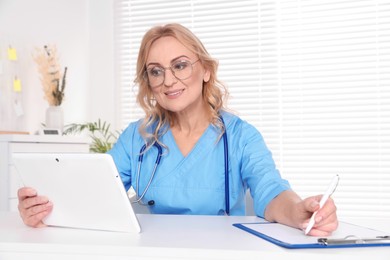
[165,89,184,96]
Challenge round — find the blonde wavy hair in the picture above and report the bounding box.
[134,23,229,150]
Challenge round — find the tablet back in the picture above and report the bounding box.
[13,153,141,233]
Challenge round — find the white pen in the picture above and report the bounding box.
[304,174,339,235]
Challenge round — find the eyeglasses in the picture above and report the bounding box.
[144,59,199,88]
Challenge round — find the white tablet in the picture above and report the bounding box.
[12,153,141,233]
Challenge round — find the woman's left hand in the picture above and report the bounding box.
[264,190,338,236]
[299,195,338,236]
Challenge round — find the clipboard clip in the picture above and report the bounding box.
[318,235,390,245]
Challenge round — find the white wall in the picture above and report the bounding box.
[0,0,116,134]
[87,0,116,128]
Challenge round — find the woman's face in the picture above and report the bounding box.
[145,36,210,114]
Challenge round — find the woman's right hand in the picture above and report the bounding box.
[17,187,53,227]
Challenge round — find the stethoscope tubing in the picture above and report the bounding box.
[221,117,229,215]
[133,116,230,214]
[133,142,163,204]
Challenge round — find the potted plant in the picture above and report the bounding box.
[33,45,67,131]
[63,119,120,153]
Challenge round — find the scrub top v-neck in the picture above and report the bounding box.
[108,111,290,217]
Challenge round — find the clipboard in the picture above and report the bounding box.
[233,221,390,249]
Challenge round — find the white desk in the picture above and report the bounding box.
[0,212,389,260]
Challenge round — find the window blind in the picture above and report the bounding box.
[113,0,390,218]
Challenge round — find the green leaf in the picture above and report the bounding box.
[63,119,121,153]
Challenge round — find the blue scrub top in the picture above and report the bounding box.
[108,111,290,217]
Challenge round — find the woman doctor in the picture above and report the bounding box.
[17,23,338,236]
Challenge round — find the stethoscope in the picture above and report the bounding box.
[132,117,230,215]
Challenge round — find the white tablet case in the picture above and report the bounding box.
[12,153,141,233]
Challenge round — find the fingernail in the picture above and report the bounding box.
[310,201,318,208]
[315,215,323,222]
